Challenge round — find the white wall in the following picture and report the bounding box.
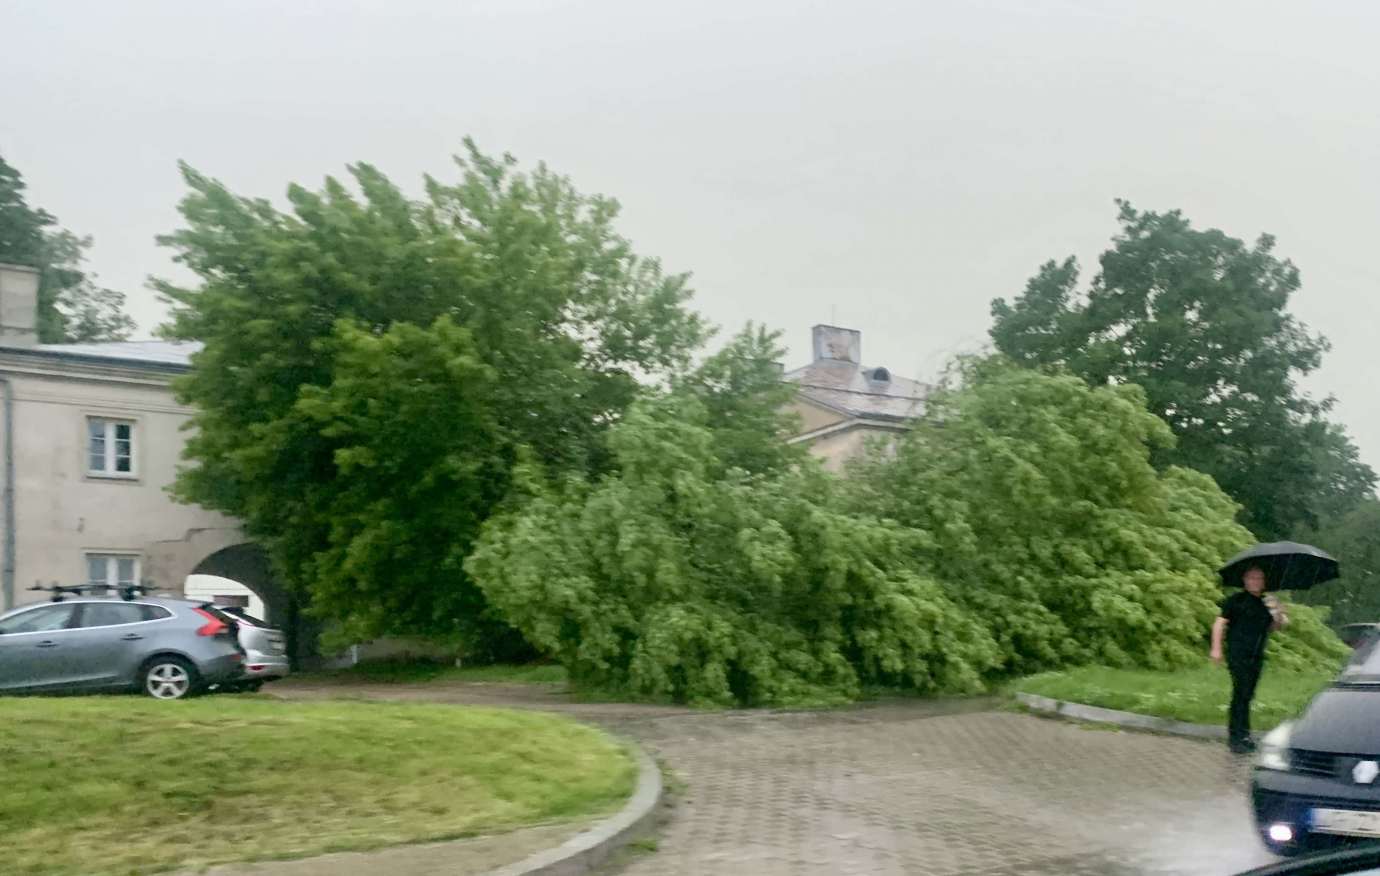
[1,351,239,611]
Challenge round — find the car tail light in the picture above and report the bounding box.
[193,607,233,638]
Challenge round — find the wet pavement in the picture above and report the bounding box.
[274,681,1276,875]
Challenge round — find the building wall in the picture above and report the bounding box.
[786,397,847,434]
[794,423,905,472]
[1,356,239,611]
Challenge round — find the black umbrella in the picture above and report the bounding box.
[1218,541,1340,591]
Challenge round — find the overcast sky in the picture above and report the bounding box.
[4,0,1378,469]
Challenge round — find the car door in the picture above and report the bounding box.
[0,603,81,691]
[62,602,167,689]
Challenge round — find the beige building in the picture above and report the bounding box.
[784,325,926,470]
[0,262,264,617]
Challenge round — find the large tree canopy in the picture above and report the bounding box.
[845,363,1346,675]
[0,154,135,342]
[467,391,999,706]
[990,202,1374,539]
[470,361,1345,705]
[159,142,707,650]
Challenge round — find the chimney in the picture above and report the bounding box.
[0,263,39,347]
[811,324,860,364]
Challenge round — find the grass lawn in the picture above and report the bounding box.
[0,696,634,876]
[1012,662,1337,731]
[302,659,569,686]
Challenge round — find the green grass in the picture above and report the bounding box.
[1012,661,1337,731]
[303,659,569,686]
[0,696,634,876]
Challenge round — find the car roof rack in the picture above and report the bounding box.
[27,582,153,603]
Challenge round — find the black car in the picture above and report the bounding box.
[1253,638,1380,856]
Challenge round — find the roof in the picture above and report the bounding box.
[784,357,927,422]
[22,340,201,369]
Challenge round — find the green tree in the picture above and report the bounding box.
[159,142,707,650]
[1295,498,1380,627]
[846,362,1346,674]
[467,392,999,706]
[990,202,1374,539]
[0,154,135,342]
[674,323,804,475]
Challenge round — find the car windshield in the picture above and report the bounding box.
[1337,636,1380,683]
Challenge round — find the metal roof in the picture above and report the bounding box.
[30,340,201,368]
[784,358,927,422]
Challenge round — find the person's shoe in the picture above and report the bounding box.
[1229,738,1257,754]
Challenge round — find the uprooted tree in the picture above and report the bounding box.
[469,360,1346,705]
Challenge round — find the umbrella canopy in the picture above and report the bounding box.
[1218,541,1340,591]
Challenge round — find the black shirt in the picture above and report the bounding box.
[1220,590,1274,663]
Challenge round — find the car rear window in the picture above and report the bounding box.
[138,604,172,621]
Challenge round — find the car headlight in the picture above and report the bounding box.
[1258,721,1293,771]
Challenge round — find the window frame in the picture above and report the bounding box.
[85,415,139,480]
[85,553,141,593]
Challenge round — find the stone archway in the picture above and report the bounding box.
[141,528,317,667]
[191,544,287,624]
[189,544,318,668]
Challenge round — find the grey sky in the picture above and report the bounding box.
[4,0,1378,469]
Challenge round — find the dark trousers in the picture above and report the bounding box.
[1228,657,1263,743]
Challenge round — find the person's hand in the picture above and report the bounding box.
[1210,648,1223,666]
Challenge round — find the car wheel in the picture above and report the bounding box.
[243,680,264,693]
[142,657,198,700]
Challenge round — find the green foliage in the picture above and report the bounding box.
[673,323,805,475]
[159,142,707,650]
[989,201,1374,539]
[467,393,999,707]
[1265,595,1351,672]
[471,359,1344,705]
[1295,498,1380,626]
[848,363,1343,675]
[0,154,135,342]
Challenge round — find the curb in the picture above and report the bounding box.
[1014,691,1229,741]
[486,742,665,876]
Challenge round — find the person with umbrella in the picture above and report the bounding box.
[1211,542,1339,754]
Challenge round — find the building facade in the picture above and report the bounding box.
[0,262,257,615]
[783,325,927,470]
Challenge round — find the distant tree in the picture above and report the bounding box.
[158,142,708,652]
[0,154,135,342]
[674,323,805,476]
[990,201,1374,538]
[1295,498,1380,627]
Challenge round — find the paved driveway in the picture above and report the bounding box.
[274,681,1275,875]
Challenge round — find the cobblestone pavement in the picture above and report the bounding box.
[274,681,1275,875]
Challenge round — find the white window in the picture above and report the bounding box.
[87,417,135,476]
[87,554,140,592]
